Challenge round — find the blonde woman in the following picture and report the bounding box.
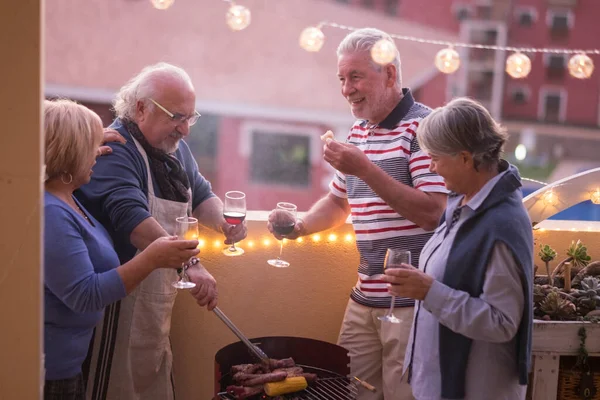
[43,99,199,400]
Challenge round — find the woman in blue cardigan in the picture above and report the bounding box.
[43,99,200,400]
[383,97,533,400]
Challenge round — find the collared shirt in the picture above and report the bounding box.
[329,88,448,308]
[404,165,527,400]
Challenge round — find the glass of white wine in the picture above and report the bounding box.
[172,216,198,289]
[378,249,411,324]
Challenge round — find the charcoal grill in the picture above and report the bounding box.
[214,336,359,400]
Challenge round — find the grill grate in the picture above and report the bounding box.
[217,365,358,400]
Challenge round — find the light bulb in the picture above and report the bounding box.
[312,234,321,242]
[591,189,600,205]
[297,237,303,243]
[151,0,174,10]
[371,39,397,65]
[263,239,271,246]
[299,26,325,52]
[328,233,337,242]
[542,190,558,206]
[568,54,594,79]
[226,4,251,31]
[345,234,353,242]
[514,144,527,161]
[435,47,460,74]
[506,52,531,79]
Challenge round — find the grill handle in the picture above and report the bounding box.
[212,306,269,363]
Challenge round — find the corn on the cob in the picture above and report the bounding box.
[263,376,308,396]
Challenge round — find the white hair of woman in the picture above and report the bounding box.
[113,62,194,120]
[336,27,402,87]
[417,97,508,171]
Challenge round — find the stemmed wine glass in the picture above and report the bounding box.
[378,249,411,324]
[267,202,297,268]
[222,191,246,257]
[172,216,198,289]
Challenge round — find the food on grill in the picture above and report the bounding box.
[320,130,334,143]
[227,358,317,399]
[264,376,308,397]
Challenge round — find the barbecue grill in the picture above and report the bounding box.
[214,336,360,400]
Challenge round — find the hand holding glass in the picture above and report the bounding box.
[172,216,198,289]
[223,191,246,256]
[378,249,411,324]
[267,202,297,268]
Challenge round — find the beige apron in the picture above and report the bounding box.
[85,137,192,400]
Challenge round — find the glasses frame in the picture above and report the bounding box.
[149,98,201,126]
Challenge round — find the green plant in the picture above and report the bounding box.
[539,244,557,284]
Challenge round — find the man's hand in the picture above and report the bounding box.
[221,220,247,245]
[187,263,218,310]
[323,139,371,178]
[381,264,434,301]
[267,211,304,240]
[97,128,126,157]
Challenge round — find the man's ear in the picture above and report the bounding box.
[385,64,397,87]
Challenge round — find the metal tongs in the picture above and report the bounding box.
[213,307,269,363]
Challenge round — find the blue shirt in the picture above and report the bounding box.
[44,192,126,380]
[75,119,215,263]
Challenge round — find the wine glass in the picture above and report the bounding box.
[222,191,246,257]
[172,216,198,289]
[267,202,297,268]
[378,249,411,324]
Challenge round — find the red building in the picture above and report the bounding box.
[333,0,600,183]
[45,0,455,211]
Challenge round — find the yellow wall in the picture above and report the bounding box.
[171,220,600,399]
[171,220,359,399]
[0,0,43,398]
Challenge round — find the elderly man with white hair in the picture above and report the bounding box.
[267,28,448,400]
[76,62,247,400]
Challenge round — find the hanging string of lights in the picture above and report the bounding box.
[149,1,597,79]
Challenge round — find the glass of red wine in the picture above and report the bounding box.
[222,191,246,257]
[268,202,297,268]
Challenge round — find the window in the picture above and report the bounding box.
[476,4,492,19]
[185,114,219,183]
[385,0,399,16]
[249,131,311,186]
[186,114,219,157]
[454,4,472,21]
[511,86,530,104]
[539,89,566,123]
[515,7,537,27]
[547,9,573,38]
[362,0,375,9]
[544,54,567,79]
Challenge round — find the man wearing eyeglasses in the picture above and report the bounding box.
[75,62,247,400]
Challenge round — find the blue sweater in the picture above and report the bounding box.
[44,192,126,380]
[75,119,215,263]
[438,163,533,399]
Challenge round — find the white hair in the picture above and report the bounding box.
[336,28,402,87]
[417,97,508,171]
[113,62,194,119]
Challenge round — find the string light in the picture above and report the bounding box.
[312,234,321,242]
[297,237,304,243]
[247,240,255,248]
[213,240,221,248]
[506,52,531,79]
[226,3,251,31]
[328,233,337,242]
[591,189,600,205]
[263,239,271,246]
[299,26,325,52]
[296,21,598,79]
[542,190,558,207]
[150,0,174,10]
[434,47,460,74]
[568,54,594,79]
[371,39,397,65]
[198,239,206,249]
[345,234,353,242]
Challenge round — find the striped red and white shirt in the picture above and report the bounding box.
[329,89,448,308]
